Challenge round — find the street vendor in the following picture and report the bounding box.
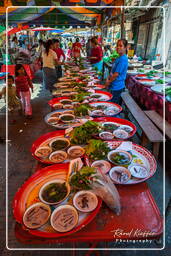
[89,37,103,72]
[105,39,128,105]
[52,39,65,79]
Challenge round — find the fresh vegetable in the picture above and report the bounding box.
[69,166,97,191]
[165,87,171,96]
[72,92,91,103]
[70,121,100,145]
[155,79,164,84]
[85,139,110,160]
[74,104,92,117]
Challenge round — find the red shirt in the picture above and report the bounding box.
[53,48,65,60]
[72,42,82,54]
[90,45,103,64]
[15,75,33,95]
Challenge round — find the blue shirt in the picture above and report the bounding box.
[109,54,128,91]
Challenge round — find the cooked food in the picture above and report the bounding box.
[73,191,98,212]
[40,181,69,204]
[91,160,111,174]
[50,205,78,232]
[108,150,132,165]
[53,103,63,109]
[119,125,133,133]
[96,105,108,110]
[23,203,51,229]
[49,151,67,163]
[59,114,75,123]
[67,146,85,158]
[47,117,59,125]
[60,99,72,105]
[109,167,131,183]
[113,129,129,139]
[49,138,70,151]
[99,132,114,140]
[35,146,52,158]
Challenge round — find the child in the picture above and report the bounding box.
[15,64,33,119]
[0,75,21,113]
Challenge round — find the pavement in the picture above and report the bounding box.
[0,70,171,255]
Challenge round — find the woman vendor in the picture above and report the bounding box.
[89,37,103,72]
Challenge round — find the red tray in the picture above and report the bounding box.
[14,182,163,244]
[93,117,137,139]
[13,163,102,238]
[48,96,70,107]
[93,90,113,100]
[31,130,66,164]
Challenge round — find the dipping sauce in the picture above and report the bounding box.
[73,191,98,212]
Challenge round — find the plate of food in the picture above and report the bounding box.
[138,79,156,86]
[93,117,136,140]
[31,130,85,164]
[106,141,157,184]
[13,163,102,238]
[89,102,122,117]
[45,110,88,129]
[89,90,112,102]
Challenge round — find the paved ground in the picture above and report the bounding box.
[0,71,171,255]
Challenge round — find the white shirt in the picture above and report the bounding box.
[42,49,58,69]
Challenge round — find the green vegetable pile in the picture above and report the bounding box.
[71,92,91,103]
[74,104,92,117]
[69,166,97,191]
[155,79,164,84]
[146,70,158,77]
[85,139,110,161]
[70,121,100,145]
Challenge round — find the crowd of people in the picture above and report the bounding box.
[0,35,128,123]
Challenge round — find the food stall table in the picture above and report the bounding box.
[126,74,171,124]
[1,64,34,80]
[14,162,163,251]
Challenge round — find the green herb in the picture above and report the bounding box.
[69,166,96,191]
[74,104,92,117]
[72,92,91,103]
[70,121,100,145]
[85,139,110,161]
[155,79,164,84]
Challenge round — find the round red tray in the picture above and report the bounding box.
[13,163,102,238]
[48,96,70,107]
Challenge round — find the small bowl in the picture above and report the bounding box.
[50,112,61,117]
[35,146,52,159]
[50,205,78,232]
[47,117,59,125]
[91,160,111,174]
[73,190,98,213]
[99,131,114,140]
[63,110,74,115]
[39,179,70,205]
[104,108,119,116]
[109,166,131,184]
[59,114,75,123]
[23,202,51,229]
[49,137,70,151]
[90,110,103,117]
[49,150,67,163]
[67,146,85,158]
[128,164,149,178]
[60,99,72,105]
[108,150,132,165]
[113,129,129,139]
[119,125,133,133]
[53,103,63,109]
[63,104,74,109]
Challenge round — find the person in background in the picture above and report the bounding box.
[15,64,33,119]
[86,38,91,58]
[89,37,103,72]
[11,36,18,49]
[53,39,65,79]
[104,45,111,58]
[71,38,82,62]
[105,39,128,105]
[42,39,63,93]
[0,75,21,115]
[68,39,72,49]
